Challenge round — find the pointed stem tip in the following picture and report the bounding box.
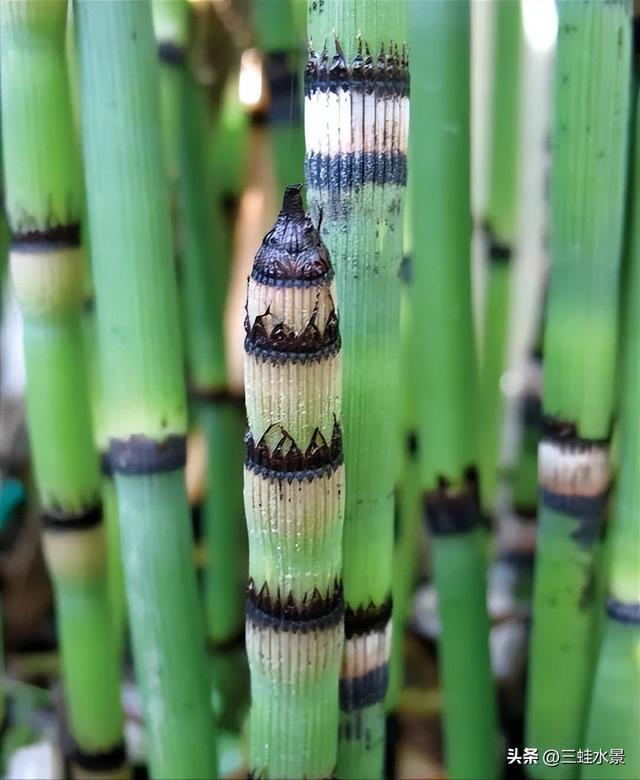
[281,184,304,217]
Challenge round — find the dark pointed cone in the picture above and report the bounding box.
[251,184,333,284]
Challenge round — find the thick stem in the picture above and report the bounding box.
[75,1,217,775]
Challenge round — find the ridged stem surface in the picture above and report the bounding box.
[243,187,344,779]
[75,2,217,776]
[408,2,498,778]
[526,3,632,775]
[305,4,409,776]
[0,2,124,771]
[582,82,640,780]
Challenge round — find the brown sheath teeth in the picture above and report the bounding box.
[251,184,333,287]
[11,222,81,250]
[245,303,340,363]
[247,580,344,631]
[245,421,343,479]
[344,597,393,639]
[42,504,103,532]
[305,40,409,97]
[109,434,187,475]
[424,466,481,536]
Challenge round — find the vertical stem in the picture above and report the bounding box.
[582,84,640,780]
[0,2,125,775]
[75,2,217,776]
[244,186,344,779]
[254,0,305,191]
[305,4,409,776]
[479,0,522,517]
[408,2,498,778]
[526,3,632,775]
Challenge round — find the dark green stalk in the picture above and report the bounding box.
[386,256,421,716]
[175,53,248,730]
[479,0,522,516]
[305,4,409,776]
[582,81,640,780]
[0,2,125,775]
[526,3,632,775]
[254,0,305,191]
[75,2,217,776]
[244,186,344,778]
[408,2,498,778]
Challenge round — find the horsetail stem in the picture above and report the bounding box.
[479,0,522,517]
[0,1,125,774]
[244,185,344,779]
[75,1,217,775]
[582,81,640,780]
[305,4,409,775]
[254,0,305,191]
[526,2,632,774]
[408,2,498,777]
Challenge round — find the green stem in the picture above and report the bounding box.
[0,2,125,774]
[526,3,632,775]
[244,187,344,779]
[305,4,409,776]
[75,1,217,775]
[479,0,522,516]
[582,79,640,780]
[408,2,498,777]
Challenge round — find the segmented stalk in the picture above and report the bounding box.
[161,13,248,726]
[305,5,409,776]
[75,2,217,776]
[479,0,522,516]
[408,2,498,778]
[0,2,125,775]
[582,81,640,780]
[244,186,344,779]
[254,0,305,191]
[526,3,632,774]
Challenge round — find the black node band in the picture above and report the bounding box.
[99,451,113,478]
[340,664,389,711]
[344,597,392,639]
[157,40,185,66]
[10,222,81,251]
[207,626,246,654]
[72,741,127,773]
[606,597,640,625]
[539,488,608,523]
[305,151,408,189]
[109,434,187,475]
[540,414,611,448]
[42,504,102,532]
[424,467,481,536]
[188,385,245,409]
[246,592,344,633]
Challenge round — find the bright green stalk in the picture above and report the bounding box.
[479,0,522,516]
[386,261,421,716]
[305,5,409,777]
[75,2,217,777]
[0,2,125,774]
[526,3,632,775]
[176,63,248,729]
[244,187,344,779]
[408,2,498,778]
[152,0,189,187]
[254,0,305,191]
[212,73,250,205]
[582,85,640,780]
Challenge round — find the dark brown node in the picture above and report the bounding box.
[540,414,611,448]
[10,222,81,251]
[340,663,389,711]
[424,466,481,536]
[42,504,102,532]
[157,40,186,66]
[304,39,409,97]
[109,434,187,475]
[188,384,245,410]
[245,423,343,480]
[246,579,344,631]
[344,596,393,639]
[71,740,127,774]
[251,185,334,287]
[606,597,640,625]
